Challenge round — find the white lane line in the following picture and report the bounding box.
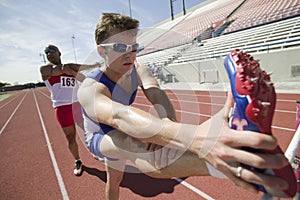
[0,94,19,110]
[169,99,224,106]
[33,89,69,200]
[271,126,295,132]
[175,178,215,200]
[0,91,28,135]
[277,99,298,103]
[134,102,297,128]
[134,102,216,117]
[275,109,296,114]
[36,89,51,99]
[178,110,211,118]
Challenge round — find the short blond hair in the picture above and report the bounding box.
[95,13,139,45]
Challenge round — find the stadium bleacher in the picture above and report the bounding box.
[223,0,300,34]
[175,16,300,63]
[137,0,300,88]
[138,0,245,52]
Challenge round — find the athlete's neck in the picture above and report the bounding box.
[104,65,132,83]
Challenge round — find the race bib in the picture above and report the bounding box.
[60,76,77,88]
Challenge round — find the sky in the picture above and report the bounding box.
[0,0,206,85]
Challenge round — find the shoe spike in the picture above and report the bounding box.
[261,102,271,106]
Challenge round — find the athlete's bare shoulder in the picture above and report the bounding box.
[80,76,97,88]
[79,77,107,94]
[40,63,53,69]
[40,63,57,81]
[40,63,54,74]
[78,76,111,106]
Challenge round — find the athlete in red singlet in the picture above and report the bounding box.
[40,44,99,176]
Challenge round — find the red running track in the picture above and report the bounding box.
[0,87,298,200]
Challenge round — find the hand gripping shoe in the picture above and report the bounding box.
[224,49,296,198]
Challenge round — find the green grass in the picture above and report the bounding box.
[0,93,14,101]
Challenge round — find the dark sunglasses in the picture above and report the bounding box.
[44,47,57,54]
[99,42,139,53]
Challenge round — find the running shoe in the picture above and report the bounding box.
[224,49,297,198]
[74,160,83,176]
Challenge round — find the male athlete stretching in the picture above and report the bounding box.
[40,44,99,175]
[78,13,292,199]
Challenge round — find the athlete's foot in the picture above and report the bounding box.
[224,49,297,198]
[74,160,83,176]
[231,50,276,134]
[92,154,105,162]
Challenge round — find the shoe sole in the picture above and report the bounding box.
[224,49,297,198]
[74,163,83,176]
[92,154,105,162]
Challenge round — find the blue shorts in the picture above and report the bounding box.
[88,132,119,161]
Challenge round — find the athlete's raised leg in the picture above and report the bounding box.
[99,129,209,178]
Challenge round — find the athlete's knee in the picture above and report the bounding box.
[66,133,77,143]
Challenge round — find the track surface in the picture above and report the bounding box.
[0,87,298,200]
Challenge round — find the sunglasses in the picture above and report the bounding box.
[99,42,139,53]
[44,47,57,54]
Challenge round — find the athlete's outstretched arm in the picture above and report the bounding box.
[62,62,100,72]
[40,64,89,82]
[78,77,288,194]
[136,63,177,121]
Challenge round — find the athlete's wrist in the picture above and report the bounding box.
[205,161,227,179]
